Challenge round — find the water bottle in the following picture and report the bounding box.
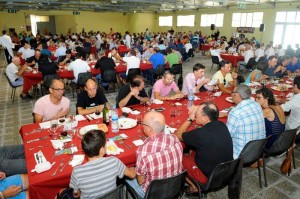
[111,105,119,133]
[187,89,194,110]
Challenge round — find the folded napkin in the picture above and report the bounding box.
[75,115,86,121]
[106,141,124,155]
[153,99,163,104]
[175,102,182,106]
[39,121,51,129]
[164,125,177,134]
[69,155,85,167]
[131,110,140,115]
[194,96,200,100]
[31,151,53,173]
[51,139,71,150]
[213,91,222,97]
[133,140,144,146]
[121,107,141,115]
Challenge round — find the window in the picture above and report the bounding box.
[232,12,263,27]
[273,11,300,48]
[159,16,172,27]
[200,14,224,27]
[177,15,195,27]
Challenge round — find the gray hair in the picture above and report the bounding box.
[236,84,251,100]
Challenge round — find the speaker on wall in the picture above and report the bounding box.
[211,24,215,31]
[259,24,265,32]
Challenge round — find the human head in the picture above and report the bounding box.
[142,111,166,136]
[256,61,268,73]
[97,50,105,58]
[268,56,278,67]
[35,49,41,59]
[232,84,251,104]
[219,60,232,73]
[195,102,219,125]
[2,30,6,35]
[130,75,145,91]
[39,54,49,64]
[281,55,291,66]
[293,76,300,94]
[82,129,106,158]
[111,47,117,55]
[85,78,98,98]
[149,46,154,53]
[255,87,276,107]
[291,55,299,66]
[49,79,65,100]
[11,56,21,66]
[129,49,136,57]
[193,63,205,79]
[162,70,174,86]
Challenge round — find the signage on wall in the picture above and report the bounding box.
[237,27,255,33]
[73,11,80,15]
[238,2,246,9]
[8,9,17,13]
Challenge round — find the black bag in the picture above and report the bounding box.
[177,75,183,86]
[57,188,76,199]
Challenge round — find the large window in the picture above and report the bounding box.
[159,16,172,27]
[200,14,224,27]
[232,12,263,27]
[273,11,300,48]
[177,15,195,27]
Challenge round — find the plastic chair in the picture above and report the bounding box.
[153,64,166,80]
[98,184,124,199]
[40,74,59,96]
[210,56,220,72]
[264,129,297,179]
[189,157,243,199]
[170,64,182,76]
[246,57,256,70]
[125,170,187,199]
[71,72,92,98]
[126,68,141,82]
[4,72,22,103]
[239,137,269,188]
[102,70,117,93]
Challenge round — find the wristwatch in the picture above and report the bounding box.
[187,118,193,122]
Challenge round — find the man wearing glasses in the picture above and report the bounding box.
[33,79,70,123]
[151,70,184,100]
[212,60,238,94]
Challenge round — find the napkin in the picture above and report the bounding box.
[69,155,85,167]
[175,102,182,106]
[122,107,141,115]
[194,96,200,100]
[50,139,71,150]
[75,115,86,121]
[31,151,53,173]
[164,125,177,134]
[153,99,163,104]
[32,70,38,74]
[39,121,51,129]
[106,141,124,155]
[109,133,128,141]
[131,110,141,115]
[88,113,102,119]
[133,140,144,146]
[213,91,222,97]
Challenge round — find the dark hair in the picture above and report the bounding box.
[256,87,276,106]
[219,60,231,69]
[294,76,300,89]
[66,49,72,54]
[2,30,6,35]
[193,63,205,72]
[268,55,277,61]
[281,55,290,62]
[200,102,219,121]
[256,61,268,73]
[130,75,143,87]
[39,54,49,64]
[129,49,136,56]
[81,130,106,158]
[111,47,117,51]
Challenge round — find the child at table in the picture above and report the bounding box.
[59,129,136,199]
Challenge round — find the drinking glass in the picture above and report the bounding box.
[146,99,153,112]
[176,107,182,125]
[49,120,58,138]
[169,108,176,127]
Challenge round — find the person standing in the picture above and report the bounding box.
[0,30,14,64]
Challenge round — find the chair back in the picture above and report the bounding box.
[246,57,256,69]
[211,56,220,64]
[170,64,182,75]
[127,68,141,82]
[43,74,59,90]
[102,70,117,83]
[264,129,297,156]
[77,72,92,87]
[98,184,124,199]
[144,170,187,199]
[257,56,267,63]
[4,73,17,88]
[155,64,166,77]
[239,137,268,166]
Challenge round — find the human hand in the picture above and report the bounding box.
[130,87,140,97]
[2,185,22,198]
[55,108,69,119]
[0,172,6,180]
[219,111,229,118]
[97,105,104,112]
[232,72,238,79]
[188,105,198,120]
[205,78,211,84]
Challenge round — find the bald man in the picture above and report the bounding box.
[126,112,183,198]
[76,79,109,115]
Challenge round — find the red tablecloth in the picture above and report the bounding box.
[220,54,244,67]
[200,44,213,51]
[20,92,233,199]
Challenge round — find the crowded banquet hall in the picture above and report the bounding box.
[1,0,300,198]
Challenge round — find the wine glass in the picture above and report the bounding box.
[146,99,153,112]
[169,108,176,127]
[49,120,58,138]
[176,107,182,125]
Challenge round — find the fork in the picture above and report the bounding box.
[60,157,73,172]
[118,140,130,149]
[52,158,64,176]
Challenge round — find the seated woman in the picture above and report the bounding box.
[245,61,269,84]
[107,47,121,61]
[255,87,285,148]
[0,171,29,199]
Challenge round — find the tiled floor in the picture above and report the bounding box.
[1,49,300,198]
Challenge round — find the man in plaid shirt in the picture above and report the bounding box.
[126,111,183,198]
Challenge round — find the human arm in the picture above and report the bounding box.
[16,64,29,76]
[175,105,197,141]
[34,107,69,123]
[77,105,104,115]
[228,72,238,87]
[0,172,5,180]
[2,186,23,198]
[124,167,136,179]
[195,78,210,91]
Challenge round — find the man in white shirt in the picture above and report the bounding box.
[125,31,131,48]
[237,44,254,71]
[0,30,14,64]
[119,50,140,84]
[21,42,35,60]
[255,44,265,62]
[68,53,90,83]
[264,44,275,59]
[54,42,67,58]
[281,76,300,130]
[276,44,285,57]
[210,42,226,62]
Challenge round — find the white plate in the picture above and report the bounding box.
[118,118,137,129]
[271,86,289,92]
[79,124,99,135]
[226,97,233,103]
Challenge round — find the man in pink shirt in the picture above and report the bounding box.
[151,71,184,100]
[33,79,70,123]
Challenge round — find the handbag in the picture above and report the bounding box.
[280,147,293,175]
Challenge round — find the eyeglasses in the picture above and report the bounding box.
[165,78,174,82]
[51,87,65,92]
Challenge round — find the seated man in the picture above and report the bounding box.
[126,112,183,198]
[76,79,108,115]
[58,49,75,68]
[286,55,300,76]
[67,53,90,83]
[146,47,165,84]
[166,47,179,68]
[212,60,238,94]
[226,85,265,158]
[33,79,70,123]
[152,71,184,100]
[0,145,27,176]
[69,129,136,198]
[119,49,141,84]
[182,63,212,94]
[0,171,29,199]
[25,49,41,68]
[263,55,279,77]
[117,75,149,108]
[175,102,233,194]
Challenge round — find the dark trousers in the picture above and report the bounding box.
[4,48,12,64]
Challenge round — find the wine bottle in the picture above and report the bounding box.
[102,103,109,125]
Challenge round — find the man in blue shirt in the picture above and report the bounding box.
[264,55,279,77]
[286,55,300,76]
[144,47,165,84]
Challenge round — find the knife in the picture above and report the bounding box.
[27,136,49,144]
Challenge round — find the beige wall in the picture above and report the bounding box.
[127,13,156,34]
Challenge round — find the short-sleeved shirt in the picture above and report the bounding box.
[70,157,125,199]
[123,56,140,75]
[33,95,70,122]
[263,66,277,77]
[182,72,212,94]
[117,84,148,107]
[136,133,183,192]
[166,53,179,67]
[67,59,90,83]
[182,120,233,177]
[6,62,19,82]
[212,70,233,88]
[149,53,165,70]
[152,79,179,99]
[281,93,300,130]
[286,63,300,73]
[94,56,116,73]
[76,90,107,109]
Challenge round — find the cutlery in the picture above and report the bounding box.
[27,136,49,144]
[26,128,42,135]
[84,115,90,122]
[52,158,64,176]
[29,145,48,151]
[60,157,73,172]
[36,154,40,163]
[118,140,130,149]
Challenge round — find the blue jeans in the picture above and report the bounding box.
[125,178,145,198]
[12,78,24,87]
[96,74,109,87]
[0,145,27,176]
